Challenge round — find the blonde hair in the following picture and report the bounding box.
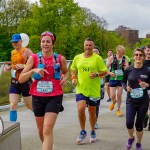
[116,45,125,51]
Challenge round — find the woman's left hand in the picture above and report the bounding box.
[60,76,67,85]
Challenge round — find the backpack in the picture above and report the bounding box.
[33,52,61,80]
[111,54,126,71]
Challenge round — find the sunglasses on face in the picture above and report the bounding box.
[41,32,53,36]
[134,53,143,57]
[41,32,55,41]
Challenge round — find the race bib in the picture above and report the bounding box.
[100,78,104,85]
[130,88,143,99]
[11,69,16,78]
[89,97,100,102]
[115,69,123,76]
[37,81,53,93]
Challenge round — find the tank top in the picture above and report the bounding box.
[11,48,26,80]
[29,53,63,97]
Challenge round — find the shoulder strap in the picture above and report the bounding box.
[54,52,58,63]
[111,54,118,70]
[122,55,126,71]
[37,52,43,64]
[122,55,126,63]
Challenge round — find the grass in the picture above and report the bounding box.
[0,71,10,106]
[0,71,75,106]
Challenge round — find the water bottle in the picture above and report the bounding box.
[138,79,146,89]
[33,63,45,80]
[4,62,9,72]
[54,63,60,80]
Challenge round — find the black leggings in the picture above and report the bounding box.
[126,102,149,132]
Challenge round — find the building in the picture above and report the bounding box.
[146,33,150,38]
[115,25,139,46]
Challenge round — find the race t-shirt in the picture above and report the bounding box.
[71,53,107,98]
[122,65,150,103]
[143,60,150,69]
[110,56,125,81]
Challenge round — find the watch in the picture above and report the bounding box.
[96,72,99,77]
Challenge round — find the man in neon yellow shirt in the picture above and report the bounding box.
[70,38,107,144]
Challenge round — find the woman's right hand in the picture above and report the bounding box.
[72,79,77,85]
[4,66,11,72]
[33,68,49,78]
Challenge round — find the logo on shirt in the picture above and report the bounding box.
[140,75,148,79]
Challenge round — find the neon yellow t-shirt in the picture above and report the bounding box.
[71,53,107,98]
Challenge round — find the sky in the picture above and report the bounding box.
[30,0,150,38]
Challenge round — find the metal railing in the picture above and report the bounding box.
[0,60,73,106]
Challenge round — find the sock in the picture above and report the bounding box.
[10,110,17,122]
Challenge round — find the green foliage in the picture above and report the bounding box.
[0,34,12,61]
[0,71,10,105]
[1,0,127,60]
[134,38,150,49]
[28,35,41,53]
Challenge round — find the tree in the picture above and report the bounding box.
[134,38,150,49]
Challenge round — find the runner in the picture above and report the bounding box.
[122,48,150,150]
[107,45,129,117]
[70,38,107,144]
[4,33,33,122]
[104,49,113,102]
[19,31,68,150]
[93,46,105,129]
[143,44,150,131]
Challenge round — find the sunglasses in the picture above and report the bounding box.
[41,31,53,36]
[41,31,55,41]
[134,53,143,57]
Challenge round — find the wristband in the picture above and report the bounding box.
[71,75,77,80]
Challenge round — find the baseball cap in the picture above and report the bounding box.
[10,34,22,42]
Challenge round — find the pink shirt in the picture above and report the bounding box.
[30,53,63,96]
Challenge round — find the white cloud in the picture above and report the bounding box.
[74,0,150,38]
[29,0,150,38]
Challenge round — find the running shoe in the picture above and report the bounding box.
[76,130,87,144]
[116,110,122,117]
[136,143,142,150]
[125,137,135,150]
[143,114,149,128]
[109,102,115,110]
[94,122,100,129]
[90,131,96,143]
[107,98,111,102]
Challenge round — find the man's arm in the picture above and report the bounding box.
[70,69,77,85]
